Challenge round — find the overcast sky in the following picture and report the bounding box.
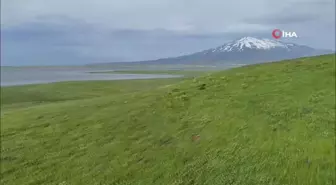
[1,0,335,66]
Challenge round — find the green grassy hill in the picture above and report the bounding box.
[1,54,335,185]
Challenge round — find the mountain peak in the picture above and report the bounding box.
[225,37,290,51]
[235,36,263,41]
[199,36,312,56]
[137,36,331,65]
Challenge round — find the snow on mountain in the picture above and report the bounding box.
[202,37,297,54]
[122,36,334,65]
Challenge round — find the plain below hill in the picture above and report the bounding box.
[1,54,335,185]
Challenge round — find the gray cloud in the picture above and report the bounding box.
[245,14,318,25]
[1,0,335,65]
[244,0,334,25]
[2,0,334,32]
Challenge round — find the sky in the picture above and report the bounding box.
[1,0,335,66]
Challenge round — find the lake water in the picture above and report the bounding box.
[0,68,180,87]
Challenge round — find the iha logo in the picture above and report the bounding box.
[272,29,298,39]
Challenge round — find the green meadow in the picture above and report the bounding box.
[1,54,335,185]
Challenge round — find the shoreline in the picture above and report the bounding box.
[0,75,183,87]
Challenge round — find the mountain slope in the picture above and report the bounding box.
[1,54,335,185]
[138,37,334,65]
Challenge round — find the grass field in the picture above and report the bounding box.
[0,78,184,111]
[1,54,335,185]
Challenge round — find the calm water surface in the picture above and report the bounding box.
[0,68,180,87]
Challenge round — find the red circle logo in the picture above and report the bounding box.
[272,29,282,39]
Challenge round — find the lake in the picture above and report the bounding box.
[0,67,181,87]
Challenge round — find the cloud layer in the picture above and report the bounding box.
[1,0,335,65]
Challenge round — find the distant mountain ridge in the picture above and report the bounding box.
[92,37,334,66]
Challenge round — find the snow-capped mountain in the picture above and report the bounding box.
[202,37,298,53]
[139,37,333,65]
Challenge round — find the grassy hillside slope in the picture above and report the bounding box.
[0,78,183,111]
[1,54,335,185]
